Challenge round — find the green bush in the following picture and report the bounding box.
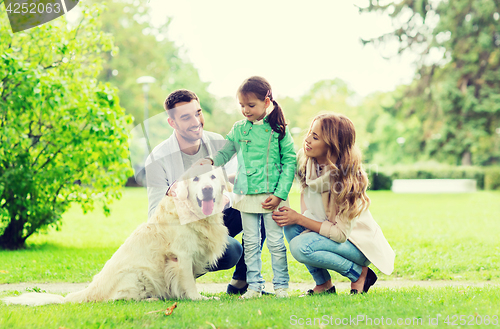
[485,167,500,190]
[366,167,392,190]
[365,164,500,191]
[0,4,133,249]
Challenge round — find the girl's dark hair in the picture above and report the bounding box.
[237,76,287,139]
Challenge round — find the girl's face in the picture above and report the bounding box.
[238,92,270,122]
[304,119,329,165]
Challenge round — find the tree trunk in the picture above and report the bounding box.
[0,218,27,250]
[461,151,472,166]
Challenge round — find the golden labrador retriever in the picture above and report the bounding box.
[3,165,230,305]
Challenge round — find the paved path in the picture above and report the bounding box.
[1,280,497,295]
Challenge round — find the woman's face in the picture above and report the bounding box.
[304,119,329,164]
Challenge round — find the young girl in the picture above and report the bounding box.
[199,76,296,298]
[272,113,395,295]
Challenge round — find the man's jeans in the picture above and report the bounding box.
[206,236,243,273]
[284,224,370,284]
[241,212,289,292]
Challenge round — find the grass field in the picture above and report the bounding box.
[1,188,499,328]
[1,287,500,329]
[1,188,499,284]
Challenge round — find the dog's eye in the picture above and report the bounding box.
[211,175,216,179]
[193,177,199,182]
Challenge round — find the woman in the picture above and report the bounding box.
[272,113,395,295]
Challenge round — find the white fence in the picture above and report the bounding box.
[391,179,477,193]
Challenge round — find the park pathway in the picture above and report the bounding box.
[0,280,497,295]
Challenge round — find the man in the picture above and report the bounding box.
[145,89,264,294]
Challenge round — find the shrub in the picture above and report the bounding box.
[484,167,500,190]
[0,4,133,249]
[365,164,500,191]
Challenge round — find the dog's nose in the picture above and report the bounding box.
[202,185,213,199]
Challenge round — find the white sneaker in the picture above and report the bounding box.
[275,288,289,298]
[239,289,262,299]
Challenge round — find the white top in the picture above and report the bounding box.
[233,193,289,214]
[302,186,328,223]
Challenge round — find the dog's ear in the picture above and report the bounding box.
[174,180,189,200]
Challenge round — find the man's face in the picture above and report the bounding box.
[168,100,205,142]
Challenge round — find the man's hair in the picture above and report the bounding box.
[164,89,199,118]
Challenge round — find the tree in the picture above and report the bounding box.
[0,3,133,249]
[283,79,370,150]
[362,0,500,165]
[91,0,215,124]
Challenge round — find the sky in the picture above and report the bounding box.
[147,0,418,99]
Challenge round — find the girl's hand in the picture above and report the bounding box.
[272,206,300,227]
[261,195,282,210]
[192,158,212,167]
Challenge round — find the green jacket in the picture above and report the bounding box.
[212,118,296,201]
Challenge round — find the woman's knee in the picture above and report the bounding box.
[283,224,303,244]
[289,238,310,264]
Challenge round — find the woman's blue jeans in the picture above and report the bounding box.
[284,224,370,285]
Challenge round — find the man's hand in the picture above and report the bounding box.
[222,194,231,211]
[261,195,282,210]
[166,181,178,197]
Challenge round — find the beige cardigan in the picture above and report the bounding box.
[319,196,395,275]
[299,149,395,275]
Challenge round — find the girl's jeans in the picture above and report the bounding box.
[284,224,371,285]
[241,212,289,292]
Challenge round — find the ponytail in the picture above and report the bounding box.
[268,99,287,140]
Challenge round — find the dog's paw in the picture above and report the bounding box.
[189,294,207,300]
[144,297,159,302]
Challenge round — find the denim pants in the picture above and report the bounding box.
[206,236,243,273]
[284,224,370,285]
[223,207,266,281]
[241,212,289,292]
[195,236,242,279]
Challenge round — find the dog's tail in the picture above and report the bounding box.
[2,292,65,306]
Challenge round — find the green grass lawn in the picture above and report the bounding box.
[1,188,499,284]
[1,287,499,328]
[1,188,499,328]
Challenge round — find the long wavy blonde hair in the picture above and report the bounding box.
[297,113,370,220]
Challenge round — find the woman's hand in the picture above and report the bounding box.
[272,206,301,227]
[261,195,282,210]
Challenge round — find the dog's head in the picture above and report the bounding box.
[172,165,231,223]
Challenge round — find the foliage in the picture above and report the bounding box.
[361,0,500,166]
[366,169,393,190]
[0,3,133,249]
[90,0,215,124]
[271,79,370,149]
[203,96,243,138]
[484,166,500,190]
[357,89,423,165]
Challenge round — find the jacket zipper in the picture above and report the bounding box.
[266,130,274,193]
